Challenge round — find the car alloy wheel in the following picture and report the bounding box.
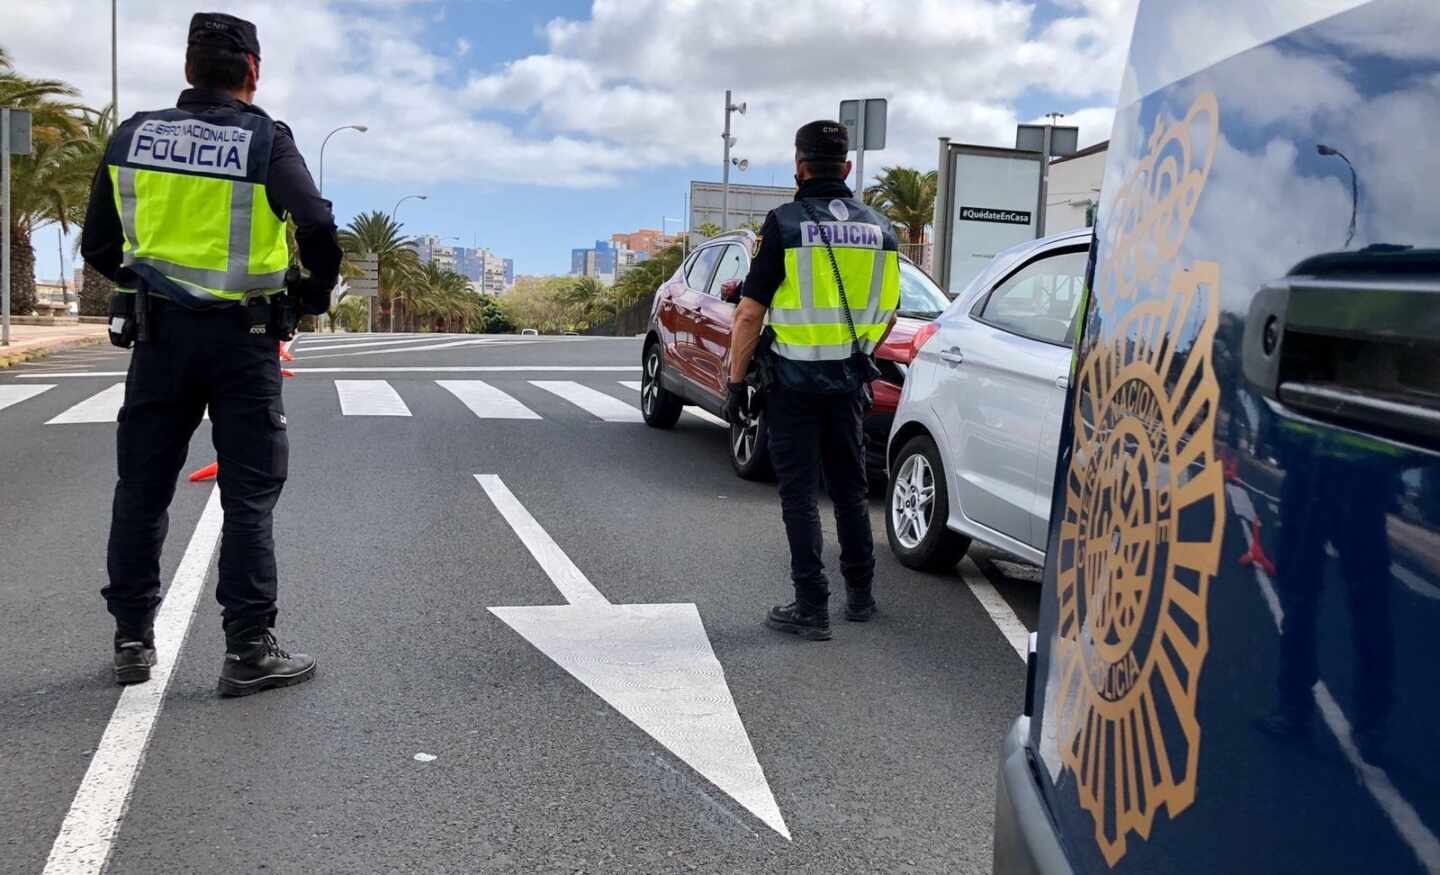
[732,385,762,466]
[891,452,937,549]
[641,348,661,416]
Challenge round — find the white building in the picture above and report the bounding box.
[688,181,794,244]
[1044,141,1108,234]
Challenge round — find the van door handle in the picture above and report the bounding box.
[939,347,965,365]
[1055,375,1070,389]
[1243,261,1440,448]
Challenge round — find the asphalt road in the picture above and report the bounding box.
[1,332,1042,874]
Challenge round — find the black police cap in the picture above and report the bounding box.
[795,120,849,161]
[188,12,261,59]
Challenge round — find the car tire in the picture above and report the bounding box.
[886,435,971,571]
[729,386,773,480]
[640,344,683,429]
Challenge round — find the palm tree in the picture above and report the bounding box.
[338,210,420,332]
[69,104,118,316]
[411,262,475,332]
[695,222,722,239]
[558,275,606,328]
[863,167,937,247]
[1,50,90,316]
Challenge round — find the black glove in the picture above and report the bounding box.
[721,381,748,425]
[286,268,335,317]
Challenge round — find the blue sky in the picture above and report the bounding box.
[13,0,1137,282]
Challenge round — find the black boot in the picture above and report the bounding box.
[845,583,877,622]
[114,639,157,685]
[766,602,831,641]
[218,629,316,697]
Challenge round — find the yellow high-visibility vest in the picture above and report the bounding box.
[106,108,289,305]
[768,198,901,361]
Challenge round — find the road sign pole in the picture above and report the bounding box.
[855,107,866,200]
[3,108,11,347]
[1035,123,1053,238]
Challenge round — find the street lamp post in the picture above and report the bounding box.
[721,90,745,232]
[391,194,427,223]
[1317,144,1359,248]
[385,195,428,332]
[318,124,367,195]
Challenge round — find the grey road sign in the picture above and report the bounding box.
[347,253,380,298]
[838,99,887,151]
[5,109,32,156]
[1016,124,1078,157]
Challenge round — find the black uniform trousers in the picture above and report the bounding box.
[103,299,289,644]
[766,386,875,610]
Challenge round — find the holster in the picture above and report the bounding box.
[265,292,298,341]
[108,292,138,348]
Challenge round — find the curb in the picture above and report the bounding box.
[0,334,107,369]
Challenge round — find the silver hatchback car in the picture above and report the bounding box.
[885,229,1090,570]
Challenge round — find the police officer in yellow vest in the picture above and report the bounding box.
[81,13,341,694]
[723,120,901,641]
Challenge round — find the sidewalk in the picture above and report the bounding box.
[0,321,109,367]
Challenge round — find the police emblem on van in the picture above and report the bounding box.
[1051,92,1224,867]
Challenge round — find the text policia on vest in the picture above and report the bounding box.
[127,118,253,178]
[799,221,885,249]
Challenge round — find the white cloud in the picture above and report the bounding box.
[3,0,1139,189]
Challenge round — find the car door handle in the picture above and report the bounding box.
[1055,375,1070,389]
[939,347,965,365]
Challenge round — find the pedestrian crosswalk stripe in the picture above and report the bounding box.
[336,380,413,416]
[297,336,464,354]
[45,383,125,424]
[530,380,643,423]
[0,383,55,412]
[437,380,542,420]
[617,381,728,427]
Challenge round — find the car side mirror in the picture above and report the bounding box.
[720,279,743,303]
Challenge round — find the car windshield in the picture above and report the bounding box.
[896,261,949,319]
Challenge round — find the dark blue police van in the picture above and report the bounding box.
[994,1,1439,871]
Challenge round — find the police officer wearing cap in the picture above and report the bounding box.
[722,120,902,641]
[81,12,342,694]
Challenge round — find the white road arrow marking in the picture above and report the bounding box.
[475,474,791,840]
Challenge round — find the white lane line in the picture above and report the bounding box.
[297,339,502,360]
[19,366,642,377]
[474,474,609,606]
[296,335,480,354]
[958,558,1029,661]
[438,380,541,420]
[618,381,728,427]
[335,380,412,416]
[45,383,126,424]
[1234,502,1440,871]
[15,372,127,378]
[43,486,224,875]
[1393,562,1440,602]
[0,383,56,412]
[531,380,642,423]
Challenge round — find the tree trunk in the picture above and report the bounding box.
[8,223,37,317]
[80,261,113,316]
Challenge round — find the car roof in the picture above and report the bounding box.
[953,227,1092,305]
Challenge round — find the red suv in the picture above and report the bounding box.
[640,230,950,479]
